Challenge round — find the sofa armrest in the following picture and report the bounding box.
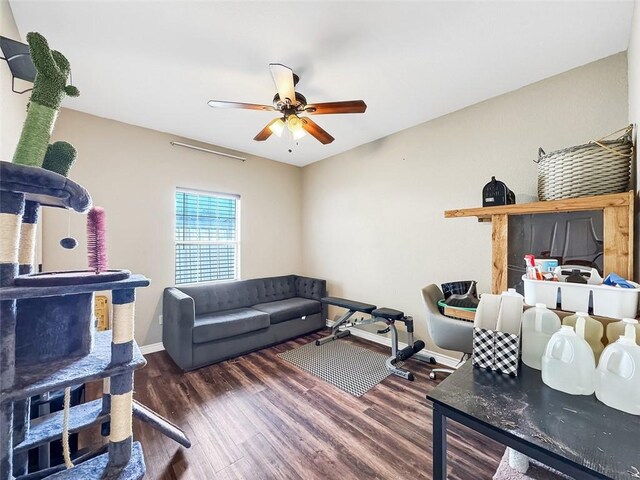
[294,276,327,301]
[162,287,195,370]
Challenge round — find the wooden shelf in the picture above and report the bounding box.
[444,191,633,220]
[445,191,635,293]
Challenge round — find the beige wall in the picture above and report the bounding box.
[1,0,28,161]
[301,53,629,358]
[630,0,640,282]
[44,110,303,346]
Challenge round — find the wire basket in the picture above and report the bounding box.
[536,125,633,201]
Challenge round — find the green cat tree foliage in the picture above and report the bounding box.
[42,141,77,176]
[12,32,79,168]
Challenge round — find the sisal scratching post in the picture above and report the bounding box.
[101,377,111,436]
[7,195,34,476]
[12,32,79,168]
[108,289,136,467]
[17,201,39,275]
[0,191,25,480]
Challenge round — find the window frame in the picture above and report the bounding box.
[174,187,241,286]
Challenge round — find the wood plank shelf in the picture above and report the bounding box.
[14,399,106,454]
[445,191,635,293]
[444,191,634,220]
[1,331,146,403]
[46,442,145,479]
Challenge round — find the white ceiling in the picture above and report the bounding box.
[9,1,635,167]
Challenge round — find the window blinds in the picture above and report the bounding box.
[175,190,239,284]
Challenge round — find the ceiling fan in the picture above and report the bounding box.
[207,63,367,145]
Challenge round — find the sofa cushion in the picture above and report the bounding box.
[193,308,269,344]
[252,298,322,324]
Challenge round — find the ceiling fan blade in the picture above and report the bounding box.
[269,63,296,105]
[253,118,282,141]
[301,117,335,145]
[304,100,367,115]
[208,100,275,111]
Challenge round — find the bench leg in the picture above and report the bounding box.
[315,310,356,346]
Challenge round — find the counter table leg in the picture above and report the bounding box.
[433,405,447,480]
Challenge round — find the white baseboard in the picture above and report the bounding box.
[139,342,165,355]
[325,320,461,369]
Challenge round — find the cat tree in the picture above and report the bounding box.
[0,162,149,479]
[0,32,189,480]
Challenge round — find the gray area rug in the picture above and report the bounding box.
[278,340,394,397]
[493,450,573,480]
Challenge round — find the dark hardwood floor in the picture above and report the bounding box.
[83,331,504,479]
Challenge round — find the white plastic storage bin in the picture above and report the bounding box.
[522,275,640,319]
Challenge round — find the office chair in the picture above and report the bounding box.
[421,284,474,379]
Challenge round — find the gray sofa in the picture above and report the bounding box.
[162,275,327,371]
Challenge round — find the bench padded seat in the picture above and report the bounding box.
[193,308,270,344]
[372,307,404,321]
[321,296,377,314]
[253,298,322,324]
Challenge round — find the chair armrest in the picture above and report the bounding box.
[162,287,195,370]
[163,287,195,327]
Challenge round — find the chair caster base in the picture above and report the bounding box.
[430,372,437,380]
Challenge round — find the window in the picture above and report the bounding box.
[175,189,240,285]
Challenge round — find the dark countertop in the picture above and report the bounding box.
[427,361,640,480]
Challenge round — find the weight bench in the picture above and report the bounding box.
[317,296,430,381]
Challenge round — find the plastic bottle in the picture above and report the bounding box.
[521,303,561,370]
[562,312,604,362]
[502,288,524,298]
[606,318,640,345]
[595,323,640,415]
[541,317,596,395]
[496,290,524,335]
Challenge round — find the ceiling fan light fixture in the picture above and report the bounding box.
[269,118,285,137]
[292,128,306,140]
[286,114,303,133]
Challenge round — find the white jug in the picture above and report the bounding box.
[562,312,604,362]
[542,318,596,395]
[595,324,640,415]
[606,318,640,345]
[522,303,561,370]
